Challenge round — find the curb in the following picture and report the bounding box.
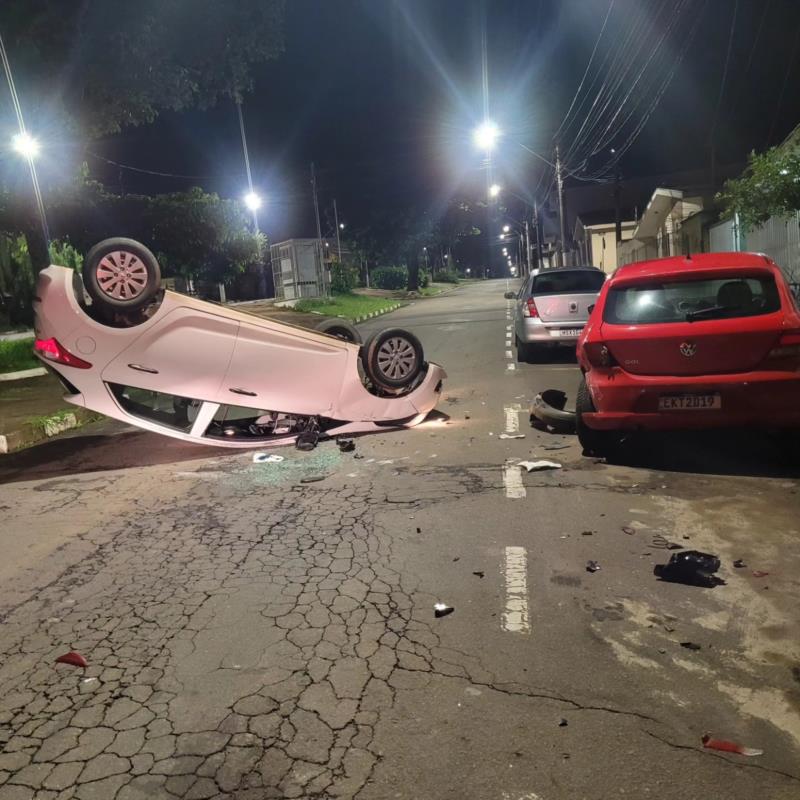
[352,303,402,325]
[0,367,47,382]
[0,407,103,454]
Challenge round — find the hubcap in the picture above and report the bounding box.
[376,337,416,380]
[96,251,148,301]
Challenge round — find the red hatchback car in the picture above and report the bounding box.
[575,252,800,455]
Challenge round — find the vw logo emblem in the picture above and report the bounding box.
[680,342,697,357]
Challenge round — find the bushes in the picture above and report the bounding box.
[0,234,35,328]
[330,262,358,294]
[419,270,430,289]
[436,270,460,284]
[49,240,83,271]
[371,266,408,290]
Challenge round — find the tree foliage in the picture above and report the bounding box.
[718,145,800,229]
[1,0,285,137]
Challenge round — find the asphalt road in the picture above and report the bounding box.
[1,279,799,800]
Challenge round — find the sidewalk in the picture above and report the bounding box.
[0,374,100,454]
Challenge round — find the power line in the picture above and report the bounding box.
[708,0,739,146]
[767,14,800,147]
[553,0,616,142]
[87,151,212,180]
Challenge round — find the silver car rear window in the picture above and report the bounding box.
[532,271,605,296]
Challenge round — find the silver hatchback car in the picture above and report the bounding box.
[509,266,605,361]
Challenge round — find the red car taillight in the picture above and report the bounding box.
[33,338,92,369]
[522,298,539,318]
[583,342,617,368]
[767,331,800,360]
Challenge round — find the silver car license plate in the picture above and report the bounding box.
[554,328,582,337]
[658,393,721,411]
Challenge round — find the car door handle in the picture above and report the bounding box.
[128,363,159,374]
[229,387,257,397]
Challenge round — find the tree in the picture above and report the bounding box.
[0,0,286,138]
[432,200,481,269]
[718,145,800,229]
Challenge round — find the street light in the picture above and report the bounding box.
[473,120,500,152]
[339,222,345,230]
[488,183,501,198]
[243,191,262,212]
[502,224,511,233]
[12,131,39,160]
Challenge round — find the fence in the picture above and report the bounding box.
[709,213,800,283]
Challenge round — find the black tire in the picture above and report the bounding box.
[362,328,424,391]
[315,318,362,344]
[515,334,532,363]
[576,375,624,457]
[84,238,161,311]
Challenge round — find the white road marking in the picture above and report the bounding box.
[506,325,512,330]
[505,349,513,358]
[502,546,531,633]
[502,461,525,499]
[504,404,522,433]
[506,363,516,370]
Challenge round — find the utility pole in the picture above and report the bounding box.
[614,170,622,244]
[524,218,532,276]
[555,144,566,268]
[333,198,343,264]
[310,162,326,296]
[534,200,543,270]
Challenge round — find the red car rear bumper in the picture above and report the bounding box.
[582,367,800,431]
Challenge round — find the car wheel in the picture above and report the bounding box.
[576,375,624,457]
[515,334,532,363]
[315,318,362,344]
[83,238,161,311]
[362,328,424,391]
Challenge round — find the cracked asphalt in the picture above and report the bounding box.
[1,279,800,799]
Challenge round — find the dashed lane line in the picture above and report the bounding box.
[502,460,525,499]
[502,546,531,633]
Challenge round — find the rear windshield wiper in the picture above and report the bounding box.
[685,305,734,322]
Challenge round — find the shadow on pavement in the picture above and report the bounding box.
[606,429,800,479]
[0,430,234,484]
[520,347,578,365]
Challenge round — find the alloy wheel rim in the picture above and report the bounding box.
[376,337,416,380]
[96,251,148,301]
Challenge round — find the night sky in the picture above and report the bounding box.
[90,0,800,244]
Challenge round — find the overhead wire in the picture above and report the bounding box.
[707,0,739,146]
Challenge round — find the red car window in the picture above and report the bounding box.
[603,275,781,324]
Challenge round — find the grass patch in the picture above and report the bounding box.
[0,338,38,373]
[419,285,445,297]
[293,294,399,320]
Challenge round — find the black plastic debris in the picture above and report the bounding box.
[337,438,356,453]
[434,603,454,618]
[558,718,568,727]
[300,475,326,484]
[654,550,725,588]
[581,530,594,536]
[295,431,319,451]
[472,571,485,578]
[586,560,601,573]
[622,526,636,536]
[733,559,747,569]
[530,389,577,433]
[680,641,702,651]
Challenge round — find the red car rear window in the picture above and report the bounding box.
[603,275,781,324]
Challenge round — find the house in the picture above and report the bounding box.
[616,188,716,267]
[573,212,637,274]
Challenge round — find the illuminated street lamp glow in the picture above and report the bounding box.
[488,183,501,198]
[339,222,345,229]
[243,191,262,211]
[12,131,40,160]
[502,224,511,233]
[473,120,500,151]
[499,234,506,240]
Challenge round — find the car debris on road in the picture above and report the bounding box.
[518,460,562,472]
[253,452,285,463]
[702,735,763,757]
[654,550,725,587]
[55,652,88,668]
[434,602,454,618]
[586,560,601,573]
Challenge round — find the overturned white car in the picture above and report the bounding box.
[33,238,445,449]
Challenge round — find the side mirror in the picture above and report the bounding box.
[587,304,596,314]
[504,291,515,299]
